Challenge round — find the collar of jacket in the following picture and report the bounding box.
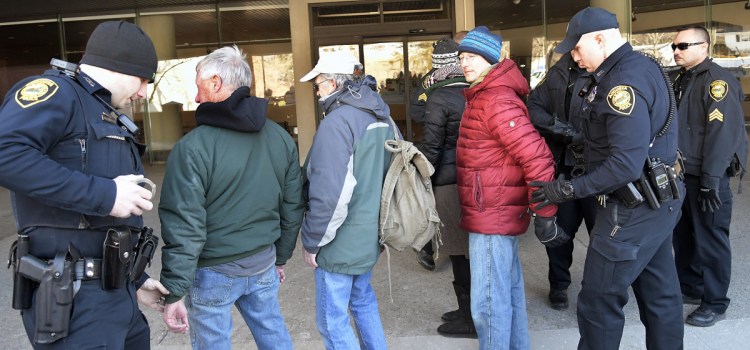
[195,86,267,133]
[469,63,497,88]
[591,42,632,84]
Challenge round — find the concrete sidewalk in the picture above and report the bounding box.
[1,164,749,349]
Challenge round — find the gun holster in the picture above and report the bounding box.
[101,227,132,290]
[130,227,159,283]
[19,245,81,344]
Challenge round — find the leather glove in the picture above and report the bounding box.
[530,175,576,210]
[549,118,583,145]
[534,216,571,248]
[698,187,721,213]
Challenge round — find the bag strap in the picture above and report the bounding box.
[388,116,401,141]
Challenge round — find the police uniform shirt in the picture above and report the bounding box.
[673,57,748,189]
[0,69,145,231]
[571,43,677,198]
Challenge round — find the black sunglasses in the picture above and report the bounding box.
[671,42,704,51]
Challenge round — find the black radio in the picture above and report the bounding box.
[646,157,674,202]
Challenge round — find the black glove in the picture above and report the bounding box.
[529,175,576,210]
[548,118,583,145]
[698,187,721,213]
[534,216,570,248]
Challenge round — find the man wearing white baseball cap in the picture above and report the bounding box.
[299,51,397,350]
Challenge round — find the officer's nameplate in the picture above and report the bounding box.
[709,80,728,102]
[607,85,635,115]
[15,78,59,108]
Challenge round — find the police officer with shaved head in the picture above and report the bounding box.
[0,21,169,348]
[530,7,685,349]
[670,24,748,328]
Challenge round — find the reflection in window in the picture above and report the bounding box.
[364,42,405,97]
[251,53,296,136]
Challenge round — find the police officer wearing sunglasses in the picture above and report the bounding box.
[670,24,749,327]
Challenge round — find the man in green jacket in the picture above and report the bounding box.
[158,45,304,350]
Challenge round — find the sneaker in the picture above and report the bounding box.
[682,294,701,305]
[416,249,435,271]
[548,289,569,310]
[686,306,725,327]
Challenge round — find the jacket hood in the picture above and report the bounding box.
[322,80,390,120]
[465,59,530,101]
[195,86,267,132]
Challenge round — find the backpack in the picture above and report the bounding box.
[379,118,441,252]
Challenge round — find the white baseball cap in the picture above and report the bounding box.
[300,51,361,82]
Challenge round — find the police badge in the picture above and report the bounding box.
[15,78,59,108]
[709,80,728,102]
[607,85,635,115]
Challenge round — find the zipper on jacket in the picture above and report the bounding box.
[78,139,87,173]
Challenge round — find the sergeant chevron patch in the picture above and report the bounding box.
[708,108,724,123]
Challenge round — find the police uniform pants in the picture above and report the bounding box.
[546,196,597,290]
[22,279,150,350]
[577,194,684,350]
[673,174,732,314]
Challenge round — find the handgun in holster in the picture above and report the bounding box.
[8,234,34,310]
[18,245,80,344]
[102,227,132,290]
[130,227,159,283]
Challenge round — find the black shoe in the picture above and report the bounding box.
[441,309,460,322]
[548,289,569,310]
[437,318,477,338]
[686,306,726,327]
[682,294,701,305]
[416,249,435,271]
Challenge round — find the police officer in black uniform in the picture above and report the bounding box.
[0,21,169,349]
[670,25,749,327]
[527,52,597,311]
[530,8,685,350]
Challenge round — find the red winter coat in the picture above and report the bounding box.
[457,60,557,235]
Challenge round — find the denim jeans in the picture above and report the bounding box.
[314,268,387,350]
[186,266,293,350]
[469,233,530,350]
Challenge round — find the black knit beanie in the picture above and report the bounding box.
[80,21,158,83]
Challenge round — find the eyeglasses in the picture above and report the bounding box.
[671,42,704,51]
[313,79,332,92]
[458,54,479,64]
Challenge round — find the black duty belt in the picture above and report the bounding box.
[73,258,102,281]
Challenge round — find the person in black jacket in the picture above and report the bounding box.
[670,25,749,327]
[527,52,597,310]
[415,37,475,337]
[413,36,466,271]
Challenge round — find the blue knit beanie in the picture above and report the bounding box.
[457,26,502,64]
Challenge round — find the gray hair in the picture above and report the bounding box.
[320,73,355,92]
[196,45,252,90]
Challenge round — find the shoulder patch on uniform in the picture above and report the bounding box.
[606,85,635,115]
[417,92,428,102]
[709,80,728,102]
[708,108,724,123]
[14,78,59,108]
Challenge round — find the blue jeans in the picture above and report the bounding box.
[314,268,387,350]
[469,233,530,350]
[186,266,292,350]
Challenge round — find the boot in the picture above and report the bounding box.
[437,282,477,338]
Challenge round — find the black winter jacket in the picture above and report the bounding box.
[417,83,468,186]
